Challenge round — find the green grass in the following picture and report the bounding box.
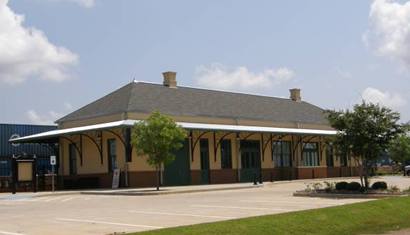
[130,196,410,235]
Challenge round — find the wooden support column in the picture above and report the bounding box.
[261,134,264,162]
[123,128,132,162]
[80,135,83,166]
[189,131,194,162]
[236,133,241,182]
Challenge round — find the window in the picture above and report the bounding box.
[200,139,209,170]
[220,139,232,169]
[340,153,348,167]
[240,140,261,169]
[69,144,77,175]
[326,145,334,167]
[107,139,117,172]
[302,143,319,166]
[272,141,291,167]
[241,151,259,169]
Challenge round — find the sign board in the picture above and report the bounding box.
[112,169,120,189]
[18,162,33,181]
[50,155,56,165]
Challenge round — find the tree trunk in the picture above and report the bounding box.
[156,165,160,191]
[356,157,364,187]
[363,159,369,189]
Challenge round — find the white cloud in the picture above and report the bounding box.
[0,0,78,84]
[26,110,62,125]
[334,67,352,79]
[50,0,96,8]
[365,0,410,67]
[26,102,74,125]
[64,102,73,110]
[195,63,295,93]
[361,87,406,109]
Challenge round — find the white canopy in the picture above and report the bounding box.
[10,119,337,143]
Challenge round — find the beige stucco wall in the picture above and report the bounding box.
[58,126,343,176]
[59,128,131,176]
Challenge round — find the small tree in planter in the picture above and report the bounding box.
[327,102,403,189]
[131,111,186,191]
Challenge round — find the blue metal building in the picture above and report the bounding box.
[0,124,57,177]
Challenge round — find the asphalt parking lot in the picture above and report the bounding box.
[1,176,409,235]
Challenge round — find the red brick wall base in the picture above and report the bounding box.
[210,169,238,184]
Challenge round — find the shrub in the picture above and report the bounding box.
[323,181,335,192]
[403,186,410,194]
[312,182,323,191]
[346,182,362,191]
[335,181,349,190]
[304,183,312,192]
[371,181,388,190]
[388,185,400,193]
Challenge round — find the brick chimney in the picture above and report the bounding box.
[289,88,301,102]
[162,71,177,88]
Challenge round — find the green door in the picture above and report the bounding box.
[199,139,210,184]
[163,139,191,186]
[240,140,261,182]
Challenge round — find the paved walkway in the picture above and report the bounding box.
[0,176,408,235]
[0,175,363,198]
[381,228,410,235]
[0,182,263,199]
[81,182,263,195]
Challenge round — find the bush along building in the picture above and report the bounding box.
[1,124,57,192]
[11,72,360,189]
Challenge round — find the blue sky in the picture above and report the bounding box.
[1,0,410,124]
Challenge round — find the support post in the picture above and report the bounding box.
[261,134,264,162]
[189,131,194,162]
[33,155,37,193]
[12,155,16,195]
[236,133,241,182]
[51,164,55,192]
[80,135,83,166]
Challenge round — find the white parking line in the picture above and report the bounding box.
[44,197,63,202]
[0,230,25,235]
[61,197,75,202]
[55,218,163,229]
[191,204,290,211]
[129,210,237,219]
[240,200,346,205]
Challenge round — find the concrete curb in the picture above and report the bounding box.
[29,191,82,198]
[81,184,264,196]
[293,191,407,199]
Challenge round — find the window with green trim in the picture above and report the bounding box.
[326,145,334,167]
[302,142,319,166]
[340,153,348,167]
[69,144,77,175]
[107,139,117,172]
[220,139,232,169]
[272,141,291,167]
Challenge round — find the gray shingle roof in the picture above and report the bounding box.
[56,82,329,125]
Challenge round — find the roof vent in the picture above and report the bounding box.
[162,71,177,88]
[289,88,301,102]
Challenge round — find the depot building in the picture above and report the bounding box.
[11,72,359,189]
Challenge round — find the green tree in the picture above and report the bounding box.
[326,102,403,189]
[388,134,410,175]
[131,111,186,190]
